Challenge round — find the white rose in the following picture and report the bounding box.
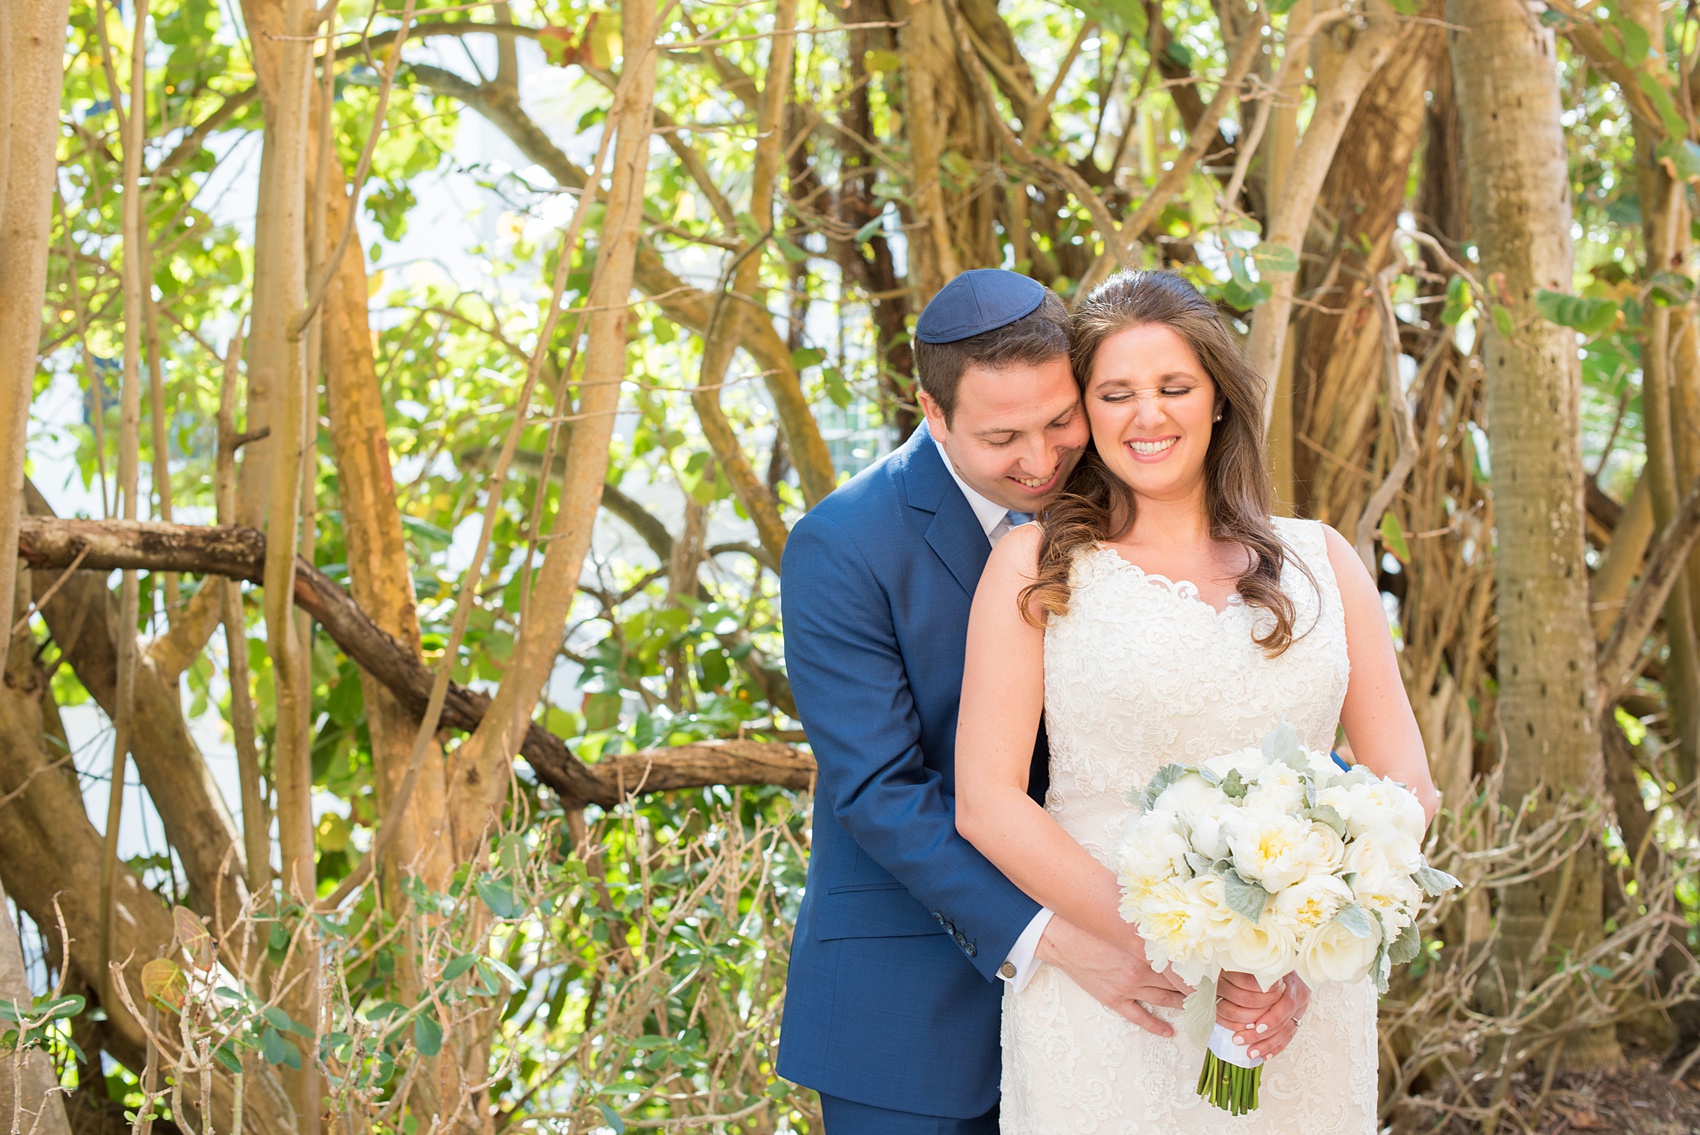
[1303,821,1347,876]
[1202,748,1269,782]
[1315,784,1357,829]
[1296,916,1382,986]
[1272,874,1353,933]
[1303,747,1342,788]
[1222,916,1298,989]
[1152,772,1221,827]
[1245,762,1308,814]
[1187,801,1239,862]
[1225,811,1315,893]
[1187,874,1242,941]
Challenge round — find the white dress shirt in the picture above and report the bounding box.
[934,438,1054,992]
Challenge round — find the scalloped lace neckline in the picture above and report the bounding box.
[1091,543,1245,618]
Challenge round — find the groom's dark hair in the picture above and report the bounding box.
[914,289,1070,423]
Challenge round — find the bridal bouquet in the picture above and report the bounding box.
[1115,725,1457,1115]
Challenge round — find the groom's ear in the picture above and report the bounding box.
[918,390,950,439]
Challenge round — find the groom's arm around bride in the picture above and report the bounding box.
[774,271,1190,1133]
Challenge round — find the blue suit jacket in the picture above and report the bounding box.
[776,425,1047,1118]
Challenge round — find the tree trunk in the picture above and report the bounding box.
[0,877,72,1135]
[0,0,70,683]
[314,127,454,897]
[1450,0,1622,1070]
[444,0,662,853]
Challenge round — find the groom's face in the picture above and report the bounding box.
[920,354,1087,513]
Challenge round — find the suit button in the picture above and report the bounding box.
[965,941,978,958]
[953,930,968,947]
[932,911,944,924]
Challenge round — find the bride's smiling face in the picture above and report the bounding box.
[1086,323,1222,504]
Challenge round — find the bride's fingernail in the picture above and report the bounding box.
[1248,1049,1260,1059]
[1256,1023,1268,1035]
[1234,1033,1245,1045]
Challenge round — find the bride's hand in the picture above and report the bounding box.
[1035,917,1187,1037]
[1214,971,1311,1061]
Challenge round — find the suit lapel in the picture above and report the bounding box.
[898,424,992,598]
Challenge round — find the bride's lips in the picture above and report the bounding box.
[1007,463,1065,496]
[1124,436,1179,463]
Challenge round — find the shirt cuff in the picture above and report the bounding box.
[998,908,1054,994]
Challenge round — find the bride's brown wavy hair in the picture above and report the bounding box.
[1020,270,1312,655]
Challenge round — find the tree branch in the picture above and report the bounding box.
[1598,473,1700,708]
[14,516,815,807]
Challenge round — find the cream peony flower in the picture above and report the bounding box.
[1350,870,1423,932]
[1272,874,1353,933]
[1296,916,1382,986]
[1342,828,1424,883]
[1303,821,1347,875]
[1245,762,1308,814]
[1136,880,1220,984]
[1224,811,1316,893]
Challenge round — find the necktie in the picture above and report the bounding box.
[1006,511,1034,527]
[990,510,1034,547]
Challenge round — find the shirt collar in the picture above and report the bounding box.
[933,436,1009,541]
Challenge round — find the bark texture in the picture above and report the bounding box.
[1450,0,1622,1068]
[0,0,71,682]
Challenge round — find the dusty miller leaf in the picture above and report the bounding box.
[1181,974,1218,1050]
[1333,903,1376,940]
[1415,864,1460,897]
[1388,921,1422,966]
[1222,870,1269,923]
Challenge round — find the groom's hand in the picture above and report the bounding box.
[1034,916,1186,1037]
[1214,971,1311,1060]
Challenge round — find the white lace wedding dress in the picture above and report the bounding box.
[1000,516,1378,1134]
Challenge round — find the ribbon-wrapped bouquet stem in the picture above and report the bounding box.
[1116,725,1458,1115]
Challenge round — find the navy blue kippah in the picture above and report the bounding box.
[915,269,1046,344]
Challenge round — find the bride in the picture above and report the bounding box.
[954,270,1440,1133]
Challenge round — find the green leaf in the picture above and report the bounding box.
[260,1026,300,1070]
[1306,804,1347,837]
[1637,71,1688,140]
[1066,0,1147,38]
[1180,973,1218,1049]
[1388,921,1422,965]
[1220,768,1248,800]
[1441,275,1474,326]
[1260,722,1304,766]
[1387,0,1418,14]
[214,1041,243,1074]
[1601,17,1650,63]
[862,49,901,73]
[765,1080,794,1100]
[1414,863,1460,897]
[1651,270,1697,305]
[1163,40,1194,68]
[1269,0,1298,12]
[413,1014,443,1057]
[1222,870,1270,923]
[1533,289,1619,336]
[597,1103,627,1134]
[475,875,524,920]
[582,690,623,732]
[32,995,84,1021]
[1138,763,1189,810]
[442,955,478,982]
[1250,242,1299,275]
[1380,512,1411,565]
[1491,305,1515,341]
[1333,903,1377,940]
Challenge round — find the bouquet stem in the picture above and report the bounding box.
[1198,1022,1263,1115]
[1197,1049,1261,1115]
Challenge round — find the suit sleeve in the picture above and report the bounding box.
[782,511,1040,982]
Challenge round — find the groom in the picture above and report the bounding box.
[778,271,1189,1133]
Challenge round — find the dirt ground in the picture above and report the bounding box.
[1394,1056,1700,1134]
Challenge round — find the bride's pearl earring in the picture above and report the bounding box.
[1213,411,1223,422]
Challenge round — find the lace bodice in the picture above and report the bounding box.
[1001,517,1377,1134]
